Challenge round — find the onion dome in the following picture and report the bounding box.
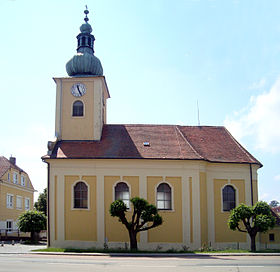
[66,7,103,77]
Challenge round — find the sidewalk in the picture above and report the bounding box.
[0,241,47,254]
[0,242,279,256]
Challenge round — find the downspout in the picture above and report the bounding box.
[44,160,50,247]
[249,163,253,206]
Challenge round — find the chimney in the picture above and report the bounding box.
[9,156,16,165]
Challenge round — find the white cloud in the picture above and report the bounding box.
[274,174,280,181]
[224,77,280,154]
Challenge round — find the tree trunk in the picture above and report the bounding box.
[31,231,35,242]
[129,230,138,251]
[250,233,256,252]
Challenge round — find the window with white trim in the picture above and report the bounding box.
[73,181,88,209]
[21,176,25,186]
[13,172,18,184]
[222,185,236,211]
[16,196,22,209]
[115,182,130,208]
[156,183,172,210]
[6,194,13,208]
[72,100,84,117]
[25,198,30,210]
[6,221,12,231]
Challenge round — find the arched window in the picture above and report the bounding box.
[72,100,84,117]
[82,36,86,46]
[157,183,171,210]
[222,185,236,211]
[74,182,88,209]
[115,182,130,208]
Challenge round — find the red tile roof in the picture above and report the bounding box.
[0,156,26,178]
[44,125,261,166]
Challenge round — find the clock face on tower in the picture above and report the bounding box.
[71,83,86,97]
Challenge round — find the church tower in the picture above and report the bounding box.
[54,8,110,141]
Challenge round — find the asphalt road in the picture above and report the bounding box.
[0,254,279,272]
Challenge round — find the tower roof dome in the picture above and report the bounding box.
[80,23,92,34]
[66,7,103,77]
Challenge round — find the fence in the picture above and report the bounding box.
[0,229,30,241]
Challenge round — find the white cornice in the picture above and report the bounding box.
[0,180,35,193]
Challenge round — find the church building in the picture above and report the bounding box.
[43,9,263,250]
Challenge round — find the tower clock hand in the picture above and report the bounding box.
[77,85,82,96]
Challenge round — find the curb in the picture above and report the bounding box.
[28,251,280,257]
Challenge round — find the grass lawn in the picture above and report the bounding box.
[33,247,280,254]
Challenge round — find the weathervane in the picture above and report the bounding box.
[84,5,89,23]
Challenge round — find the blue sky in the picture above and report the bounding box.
[0,0,279,203]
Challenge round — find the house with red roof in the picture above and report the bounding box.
[0,156,35,234]
[43,9,277,250]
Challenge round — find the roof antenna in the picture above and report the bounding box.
[197,99,200,126]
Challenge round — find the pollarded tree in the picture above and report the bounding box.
[269,200,279,208]
[17,210,47,242]
[228,201,276,251]
[110,197,163,251]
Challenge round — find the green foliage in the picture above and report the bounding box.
[228,201,276,251]
[17,210,47,233]
[228,201,275,233]
[110,199,128,217]
[269,200,279,207]
[34,188,47,216]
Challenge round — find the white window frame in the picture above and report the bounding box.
[25,197,30,210]
[13,172,18,184]
[21,175,26,186]
[16,195,22,210]
[72,100,85,118]
[113,181,131,209]
[155,180,175,212]
[6,194,14,208]
[220,182,239,213]
[71,180,90,210]
[6,220,13,232]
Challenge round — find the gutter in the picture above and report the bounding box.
[42,160,51,248]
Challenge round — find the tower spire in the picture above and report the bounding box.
[65,7,103,77]
[84,5,89,23]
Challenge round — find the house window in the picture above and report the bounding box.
[74,182,88,209]
[7,173,10,181]
[222,185,236,211]
[115,182,130,208]
[157,183,172,210]
[72,100,84,117]
[21,176,25,186]
[25,198,30,210]
[6,194,13,208]
[16,196,22,209]
[6,221,12,231]
[13,172,18,184]
[269,233,275,242]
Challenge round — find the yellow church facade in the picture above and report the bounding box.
[43,9,267,250]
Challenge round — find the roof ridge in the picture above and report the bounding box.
[175,126,203,159]
[223,127,262,166]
